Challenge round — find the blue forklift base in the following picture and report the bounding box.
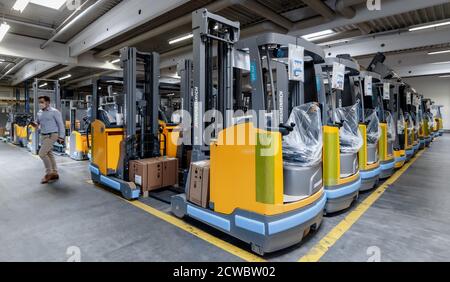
[89,164,140,200]
[380,159,395,179]
[171,193,326,255]
[405,149,414,161]
[325,176,361,213]
[395,155,407,166]
[360,166,381,192]
[419,139,426,149]
[425,137,432,147]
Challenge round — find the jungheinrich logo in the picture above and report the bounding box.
[279,91,284,122]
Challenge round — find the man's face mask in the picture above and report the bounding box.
[39,102,47,110]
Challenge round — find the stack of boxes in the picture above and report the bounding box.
[129,157,212,209]
[129,157,179,195]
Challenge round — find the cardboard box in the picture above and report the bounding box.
[129,159,150,189]
[188,160,210,208]
[130,157,179,193]
[0,128,5,137]
[161,157,178,187]
[146,159,163,191]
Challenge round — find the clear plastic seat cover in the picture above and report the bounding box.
[411,112,419,133]
[365,109,381,145]
[334,103,363,154]
[425,112,435,130]
[397,109,406,134]
[385,111,396,142]
[404,112,414,133]
[283,102,323,167]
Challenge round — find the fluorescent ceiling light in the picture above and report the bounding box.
[439,75,450,78]
[0,23,11,42]
[409,21,450,32]
[39,83,48,88]
[12,0,29,12]
[432,61,450,65]
[59,74,72,80]
[428,49,450,55]
[30,0,66,10]
[109,58,120,64]
[13,0,66,12]
[169,33,193,45]
[302,29,335,41]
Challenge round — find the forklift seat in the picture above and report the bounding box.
[283,102,323,166]
[335,103,363,153]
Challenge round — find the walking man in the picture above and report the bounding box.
[31,96,65,184]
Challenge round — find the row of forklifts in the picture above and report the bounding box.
[3,9,445,256]
[4,78,91,161]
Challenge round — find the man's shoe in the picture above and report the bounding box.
[49,173,59,181]
[41,174,52,184]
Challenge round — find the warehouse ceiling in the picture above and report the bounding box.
[0,0,449,88]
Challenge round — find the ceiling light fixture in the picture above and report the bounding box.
[439,75,450,78]
[428,49,450,55]
[0,23,11,42]
[12,0,30,13]
[30,0,67,10]
[39,83,48,88]
[409,21,450,32]
[109,58,120,64]
[168,33,193,45]
[302,29,335,42]
[59,74,72,81]
[431,61,450,65]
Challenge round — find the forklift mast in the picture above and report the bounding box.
[90,48,160,180]
[191,9,240,162]
[235,33,326,127]
[121,47,161,162]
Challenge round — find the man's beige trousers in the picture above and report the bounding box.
[39,133,59,175]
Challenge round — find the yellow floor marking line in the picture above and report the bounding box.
[299,150,425,262]
[85,180,265,262]
[124,200,266,262]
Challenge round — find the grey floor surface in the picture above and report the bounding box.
[0,135,449,262]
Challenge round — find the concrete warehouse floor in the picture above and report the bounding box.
[0,135,449,262]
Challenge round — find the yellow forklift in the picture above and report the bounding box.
[9,87,32,147]
[68,99,90,160]
[391,80,407,169]
[430,102,443,138]
[434,104,444,136]
[172,10,327,255]
[406,89,421,156]
[367,53,406,170]
[399,84,417,161]
[421,97,433,147]
[320,55,363,212]
[357,71,382,191]
[89,48,162,200]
